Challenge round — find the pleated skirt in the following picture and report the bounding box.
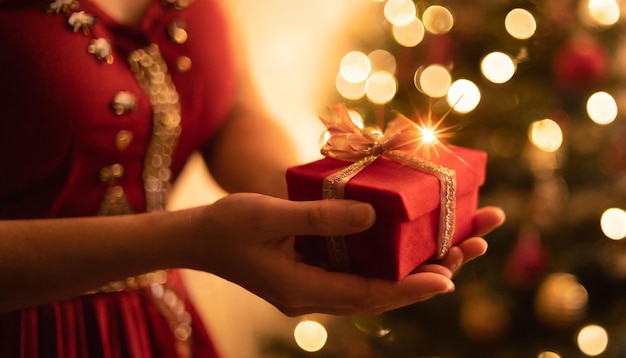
[0,270,219,357]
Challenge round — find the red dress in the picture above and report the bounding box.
[0,0,236,356]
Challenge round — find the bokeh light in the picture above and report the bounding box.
[384,0,416,26]
[339,51,371,83]
[365,70,398,104]
[335,72,366,100]
[392,17,425,47]
[447,79,481,113]
[586,0,620,27]
[481,52,517,84]
[422,5,454,34]
[577,324,608,356]
[529,119,563,152]
[586,91,618,125]
[368,49,397,74]
[537,351,561,358]
[505,8,537,39]
[294,320,328,352]
[600,207,626,240]
[415,64,452,98]
[347,108,365,129]
[535,273,589,328]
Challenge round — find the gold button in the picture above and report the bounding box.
[168,22,188,44]
[99,163,125,183]
[176,56,192,72]
[115,130,133,151]
[109,185,125,198]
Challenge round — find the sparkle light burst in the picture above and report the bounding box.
[407,100,465,160]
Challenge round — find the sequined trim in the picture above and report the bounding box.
[128,44,182,212]
[84,270,168,294]
[149,283,194,358]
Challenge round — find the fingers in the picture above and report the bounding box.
[457,237,488,262]
[473,206,506,236]
[225,193,376,238]
[411,263,453,278]
[289,200,376,236]
[438,237,487,275]
[438,246,465,274]
[433,206,501,274]
[271,262,455,316]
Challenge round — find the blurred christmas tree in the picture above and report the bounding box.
[264,0,626,356]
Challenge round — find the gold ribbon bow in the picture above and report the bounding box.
[319,104,457,270]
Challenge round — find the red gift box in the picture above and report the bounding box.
[287,144,486,281]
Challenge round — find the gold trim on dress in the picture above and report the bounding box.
[128,44,182,213]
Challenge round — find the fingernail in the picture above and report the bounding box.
[446,282,456,293]
[347,203,375,227]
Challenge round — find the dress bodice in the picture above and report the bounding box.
[0,2,235,356]
[0,0,236,218]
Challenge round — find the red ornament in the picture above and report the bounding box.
[552,36,608,91]
[503,227,551,288]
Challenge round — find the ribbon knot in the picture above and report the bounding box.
[320,104,423,162]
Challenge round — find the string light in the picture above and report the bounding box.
[600,207,626,240]
[384,0,416,27]
[535,273,589,328]
[447,79,481,113]
[577,324,609,356]
[586,91,618,125]
[368,49,397,74]
[392,17,425,47]
[365,70,398,104]
[422,5,454,34]
[339,51,371,83]
[336,72,366,100]
[585,0,620,27]
[505,8,537,40]
[294,320,328,353]
[529,119,563,152]
[481,52,517,84]
[414,64,452,98]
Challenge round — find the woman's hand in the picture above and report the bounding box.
[437,206,505,276]
[185,193,505,317]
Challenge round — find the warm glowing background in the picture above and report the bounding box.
[167,1,375,356]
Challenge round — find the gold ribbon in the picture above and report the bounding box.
[319,104,457,270]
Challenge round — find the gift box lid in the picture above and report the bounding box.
[287,145,486,223]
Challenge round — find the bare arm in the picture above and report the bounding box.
[0,209,195,312]
[0,189,504,316]
[203,100,295,198]
[202,20,297,198]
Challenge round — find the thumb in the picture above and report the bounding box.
[209,193,376,239]
[266,197,376,238]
